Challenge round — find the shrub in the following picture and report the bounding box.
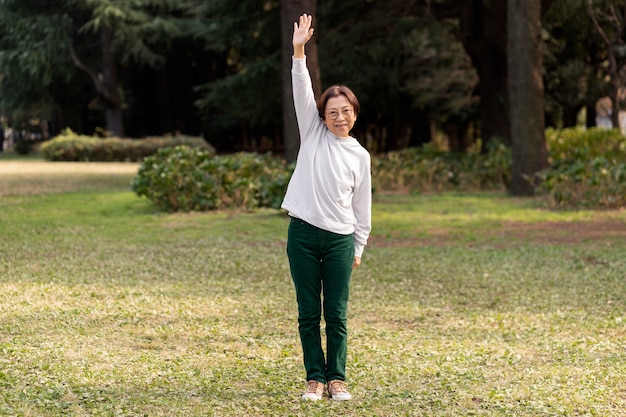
[545,126,625,164]
[131,146,293,212]
[39,129,214,162]
[131,127,626,212]
[13,138,34,155]
[371,141,511,193]
[536,127,626,209]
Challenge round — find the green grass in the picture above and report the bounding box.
[1,160,625,416]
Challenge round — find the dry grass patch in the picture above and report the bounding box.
[0,160,139,196]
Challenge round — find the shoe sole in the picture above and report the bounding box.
[330,394,352,401]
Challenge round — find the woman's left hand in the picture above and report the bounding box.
[352,256,361,269]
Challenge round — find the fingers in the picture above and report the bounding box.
[296,14,312,31]
[293,13,314,52]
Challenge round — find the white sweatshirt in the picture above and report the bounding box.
[281,57,372,257]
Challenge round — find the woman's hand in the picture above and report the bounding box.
[293,14,314,58]
[352,256,361,269]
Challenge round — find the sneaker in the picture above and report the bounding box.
[301,380,325,400]
[327,380,352,401]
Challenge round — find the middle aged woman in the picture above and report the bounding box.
[281,13,372,402]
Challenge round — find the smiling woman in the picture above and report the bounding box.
[0,160,139,196]
[281,14,372,402]
[317,86,360,139]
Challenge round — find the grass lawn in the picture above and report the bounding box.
[0,157,625,416]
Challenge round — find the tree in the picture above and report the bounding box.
[68,0,198,137]
[508,0,548,195]
[428,0,555,147]
[456,0,510,146]
[0,0,78,133]
[281,0,321,163]
[318,0,478,152]
[542,0,605,128]
[0,0,200,138]
[193,1,283,152]
[586,0,626,130]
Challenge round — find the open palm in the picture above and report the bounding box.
[293,14,314,47]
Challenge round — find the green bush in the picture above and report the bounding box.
[130,127,626,212]
[545,126,626,164]
[13,138,34,155]
[131,146,293,212]
[371,141,511,193]
[39,129,214,162]
[536,127,626,209]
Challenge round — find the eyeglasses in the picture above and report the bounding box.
[326,108,353,120]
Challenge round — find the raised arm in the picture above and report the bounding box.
[293,14,314,59]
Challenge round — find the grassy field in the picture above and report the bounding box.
[0,157,625,416]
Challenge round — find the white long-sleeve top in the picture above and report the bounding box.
[281,57,372,257]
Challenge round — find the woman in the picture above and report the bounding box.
[281,14,372,401]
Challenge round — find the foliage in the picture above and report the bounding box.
[372,142,512,193]
[13,137,35,155]
[536,127,626,208]
[192,1,282,137]
[545,126,626,162]
[319,2,478,127]
[39,129,213,162]
[310,0,481,150]
[131,146,293,211]
[0,0,207,136]
[1,0,624,156]
[0,0,78,124]
[542,0,607,127]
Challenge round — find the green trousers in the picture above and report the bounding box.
[287,217,354,383]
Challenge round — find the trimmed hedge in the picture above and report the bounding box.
[131,146,293,212]
[40,129,214,162]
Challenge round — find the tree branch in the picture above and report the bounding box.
[587,0,610,45]
[68,41,109,101]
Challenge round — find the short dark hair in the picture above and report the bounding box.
[317,85,360,119]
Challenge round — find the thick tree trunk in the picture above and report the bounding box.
[281,0,320,163]
[508,0,548,196]
[458,0,510,147]
[100,27,124,137]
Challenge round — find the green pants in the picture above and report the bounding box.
[287,217,354,383]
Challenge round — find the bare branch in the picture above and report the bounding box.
[587,0,610,44]
[68,41,108,100]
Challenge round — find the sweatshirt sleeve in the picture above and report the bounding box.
[292,57,321,141]
[352,153,372,257]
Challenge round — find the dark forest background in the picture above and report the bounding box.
[0,0,624,161]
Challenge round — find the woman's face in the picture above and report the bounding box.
[323,95,356,138]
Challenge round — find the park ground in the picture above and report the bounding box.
[0,158,625,416]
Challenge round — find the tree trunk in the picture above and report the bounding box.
[458,0,510,147]
[407,110,431,148]
[585,97,597,128]
[508,0,548,196]
[608,45,621,131]
[100,27,124,137]
[281,0,321,163]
